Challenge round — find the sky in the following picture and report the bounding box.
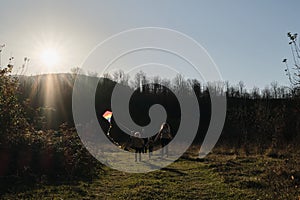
[0,0,299,89]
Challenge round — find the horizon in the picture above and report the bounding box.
[0,0,299,89]
[16,71,291,93]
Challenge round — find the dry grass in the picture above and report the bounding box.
[1,146,300,199]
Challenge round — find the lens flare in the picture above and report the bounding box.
[40,48,60,67]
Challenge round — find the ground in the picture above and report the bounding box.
[1,149,300,200]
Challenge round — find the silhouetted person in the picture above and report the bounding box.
[143,137,148,153]
[141,129,148,153]
[131,132,144,162]
[146,137,154,159]
[157,122,172,157]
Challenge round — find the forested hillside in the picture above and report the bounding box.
[16,72,300,154]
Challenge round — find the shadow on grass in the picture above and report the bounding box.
[160,167,187,176]
[138,159,186,175]
[181,156,207,162]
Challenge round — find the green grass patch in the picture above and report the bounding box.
[1,151,300,199]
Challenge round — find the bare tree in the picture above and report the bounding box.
[283,32,300,88]
[113,70,129,86]
[238,81,245,97]
[270,81,278,98]
[187,79,201,95]
[251,86,260,99]
[70,67,81,78]
[0,44,5,66]
[103,73,111,79]
[173,74,188,94]
[152,76,161,93]
[262,86,271,99]
[225,81,230,96]
[132,70,148,92]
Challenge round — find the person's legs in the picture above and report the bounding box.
[161,139,169,157]
[161,139,165,157]
[165,142,169,157]
[138,148,142,161]
[160,140,165,157]
[143,138,148,153]
[149,146,153,159]
[135,148,138,162]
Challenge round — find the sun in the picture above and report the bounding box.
[40,48,60,67]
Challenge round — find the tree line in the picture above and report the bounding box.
[17,69,300,153]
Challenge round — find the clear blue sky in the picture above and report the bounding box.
[0,0,299,89]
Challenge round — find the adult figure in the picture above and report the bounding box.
[157,122,172,157]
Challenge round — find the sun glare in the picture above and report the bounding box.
[40,48,60,67]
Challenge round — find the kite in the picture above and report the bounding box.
[102,110,112,123]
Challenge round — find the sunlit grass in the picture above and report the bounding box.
[1,144,300,199]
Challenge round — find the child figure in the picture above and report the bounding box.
[132,132,144,162]
[146,137,154,159]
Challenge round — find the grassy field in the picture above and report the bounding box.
[1,148,300,200]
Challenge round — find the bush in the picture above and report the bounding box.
[0,64,31,142]
[0,65,101,192]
